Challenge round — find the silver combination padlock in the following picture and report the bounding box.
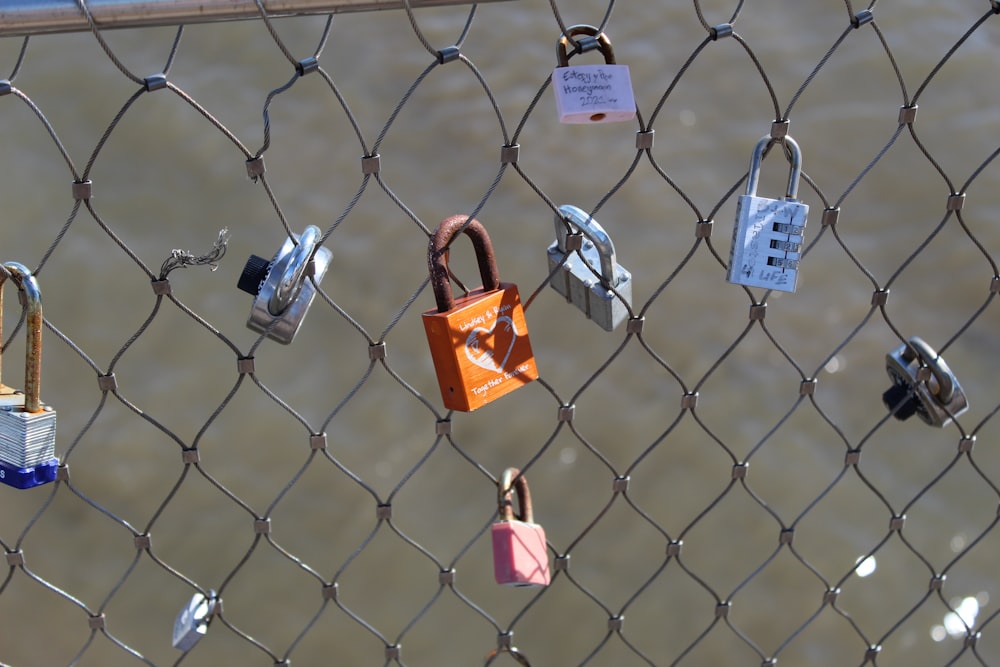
[551,25,636,124]
[727,135,809,293]
[172,590,217,651]
[547,205,632,331]
[0,262,57,490]
[883,336,968,428]
[237,225,332,344]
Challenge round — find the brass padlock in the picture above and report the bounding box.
[237,225,332,344]
[0,262,58,489]
[883,336,968,427]
[422,216,539,412]
[547,204,632,331]
[727,135,809,292]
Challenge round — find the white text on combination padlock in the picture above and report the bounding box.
[727,134,809,293]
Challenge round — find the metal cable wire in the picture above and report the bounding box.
[0,1,999,666]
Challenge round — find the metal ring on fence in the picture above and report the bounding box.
[269,225,320,315]
[905,336,955,403]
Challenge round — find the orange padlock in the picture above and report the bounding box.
[422,215,538,412]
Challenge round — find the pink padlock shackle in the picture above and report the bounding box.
[497,467,534,524]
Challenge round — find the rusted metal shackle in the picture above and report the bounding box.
[0,262,43,413]
[428,215,502,313]
[497,467,534,524]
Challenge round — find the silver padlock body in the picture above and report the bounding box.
[172,592,214,651]
[0,394,56,468]
[246,237,332,344]
[727,195,808,293]
[547,243,632,331]
[551,64,636,124]
[885,345,969,427]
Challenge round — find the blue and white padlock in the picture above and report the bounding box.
[0,262,58,489]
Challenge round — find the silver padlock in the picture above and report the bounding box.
[727,135,809,293]
[237,225,332,344]
[0,262,57,490]
[551,25,636,124]
[547,205,632,331]
[172,590,217,651]
[883,336,968,428]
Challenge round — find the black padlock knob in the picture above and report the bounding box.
[237,254,271,296]
[882,383,920,421]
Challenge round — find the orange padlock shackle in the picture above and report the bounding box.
[556,24,616,67]
[498,467,534,524]
[428,215,502,313]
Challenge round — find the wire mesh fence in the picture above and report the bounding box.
[1,1,999,665]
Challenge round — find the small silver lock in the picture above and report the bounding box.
[547,205,632,331]
[883,336,968,428]
[727,135,809,293]
[237,225,332,344]
[0,262,57,490]
[172,590,217,651]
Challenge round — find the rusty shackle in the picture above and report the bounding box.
[497,467,534,524]
[0,262,43,413]
[428,215,502,313]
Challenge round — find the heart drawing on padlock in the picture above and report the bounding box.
[422,215,539,411]
[465,315,521,374]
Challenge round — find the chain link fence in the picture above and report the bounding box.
[1,1,999,665]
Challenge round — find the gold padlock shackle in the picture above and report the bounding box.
[0,262,43,413]
[428,215,502,313]
[556,24,616,67]
[497,467,534,524]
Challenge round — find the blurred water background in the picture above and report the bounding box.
[1,1,999,665]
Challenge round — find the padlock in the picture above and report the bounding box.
[237,225,332,344]
[882,336,968,428]
[491,468,550,587]
[727,135,809,292]
[0,262,57,490]
[552,25,636,124]
[172,590,216,651]
[422,215,538,412]
[547,204,632,331]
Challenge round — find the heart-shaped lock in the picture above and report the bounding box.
[422,215,539,412]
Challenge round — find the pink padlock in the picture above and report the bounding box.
[491,468,551,587]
